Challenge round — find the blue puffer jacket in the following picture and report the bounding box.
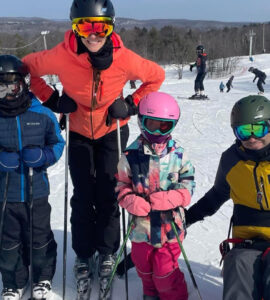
[0,95,65,202]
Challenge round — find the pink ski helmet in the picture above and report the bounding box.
[138,92,180,143]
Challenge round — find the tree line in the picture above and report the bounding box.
[0,22,269,77]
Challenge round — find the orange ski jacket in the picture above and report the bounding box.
[23,31,165,139]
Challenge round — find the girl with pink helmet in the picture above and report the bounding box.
[116,91,195,300]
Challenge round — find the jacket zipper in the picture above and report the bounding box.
[260,176,269,208]
[90,69,101,139]
[16,116,24,202]
[253,163,264,210]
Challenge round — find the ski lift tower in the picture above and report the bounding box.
[248,30,256,61]
[40,31,58,86]
[262,23,266,53]
[41,31,50,50]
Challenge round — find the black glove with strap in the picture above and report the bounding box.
[106,95,138,126]
[43,90,77,114]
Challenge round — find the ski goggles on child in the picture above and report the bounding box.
[72,17,114,38]
[0,74,24,99]
[233,121,270,141]
[142,116,176,136]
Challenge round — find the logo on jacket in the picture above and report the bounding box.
[26,122,41,126]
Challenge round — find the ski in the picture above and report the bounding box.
[188,95,209,100]
[76,277,93,300]
[98,277,113,300]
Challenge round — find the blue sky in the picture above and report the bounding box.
[0,0,269,22]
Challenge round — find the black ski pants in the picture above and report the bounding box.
[194,72,206,92]
[223,247,270,300]
[257,79,265,93]
[69,125,129,258]
[0,197,57,289]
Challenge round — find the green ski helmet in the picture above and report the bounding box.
[231,95,270,128]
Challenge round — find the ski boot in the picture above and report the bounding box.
[32,280,52,300]
[74,255,97,300]
[116,253,134,277]
[188,93,201,100]
[200,94,209,100]
[2,286,26,300]
[98,254,116,300]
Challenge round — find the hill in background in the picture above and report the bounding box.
[0,17,250,36]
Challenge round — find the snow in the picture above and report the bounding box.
[18,53,270,299]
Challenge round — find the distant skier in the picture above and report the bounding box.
[226,75,234,93]
[249,67,267,95]
[189,45,208,99]
[116,92,195,300]
[219,81,225,92]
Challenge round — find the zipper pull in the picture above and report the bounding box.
[257,191,264,210]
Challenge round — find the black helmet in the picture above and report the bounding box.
[0,55,29,77]
[196,45,205,54]
[70,0,115,20]
[231,95,270,128]
[0,55,31,116]
[248,67,254,72]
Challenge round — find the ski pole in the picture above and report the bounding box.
[171,221,203,300]
[0,172,9,249]
[103,220,134,299]
[116,119,129,300]
[63,114,70,300]
[28,167,34,300]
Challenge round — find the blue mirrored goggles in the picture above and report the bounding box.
[234,121,270,141]
[142,116,176,136]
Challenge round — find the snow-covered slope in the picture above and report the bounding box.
[16,53,270,299]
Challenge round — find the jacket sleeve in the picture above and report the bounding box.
[186,154,230,226]
[22,48,62,102]
[124,49,165,105]
[150,150,195,211]
[43,106,65,166]
[115,154,150,216]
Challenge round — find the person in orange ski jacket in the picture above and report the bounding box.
[22,0,165,291]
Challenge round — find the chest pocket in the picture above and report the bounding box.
[20,116,46,148]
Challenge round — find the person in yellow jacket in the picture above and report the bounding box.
[186,95,270,300]
[22,0,165,295]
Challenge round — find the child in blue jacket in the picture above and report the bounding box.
[0,55,65,300]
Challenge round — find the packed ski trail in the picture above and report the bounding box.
[13,54,270,299]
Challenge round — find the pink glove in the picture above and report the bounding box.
[119,194,151,217]
[149,189,191,211]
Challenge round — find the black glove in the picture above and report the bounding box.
[42,89,59,112]
[43,91,77,114]
[106,95,138,126]
[190,65,193,72]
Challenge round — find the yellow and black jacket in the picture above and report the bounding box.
[187,140,270,240]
